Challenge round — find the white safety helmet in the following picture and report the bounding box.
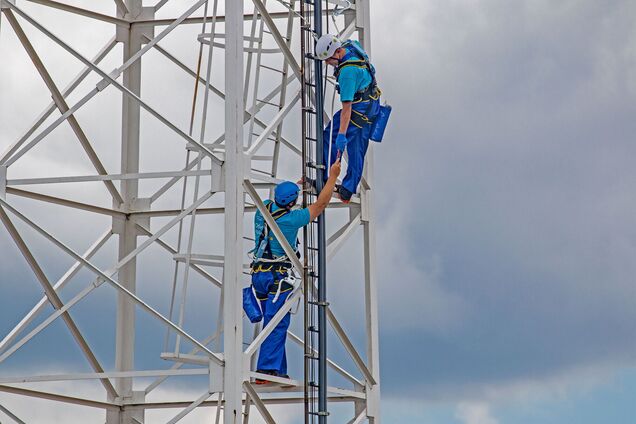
[315,34,342,60]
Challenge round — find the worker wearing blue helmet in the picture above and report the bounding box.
[249,159,341,383]
[315,34,382,203]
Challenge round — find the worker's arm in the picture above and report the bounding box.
[308,158,341,221]
[339,101,352,134]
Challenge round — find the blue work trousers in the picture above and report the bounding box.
[323,99,380,194]
[252,269,292,375]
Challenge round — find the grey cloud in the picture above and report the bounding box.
[2,0,636,415]
[367,0,636,399]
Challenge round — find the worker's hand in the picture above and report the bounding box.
[330,157,342,179]
[335,133,348,153]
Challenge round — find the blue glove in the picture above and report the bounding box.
[336,133,348,152]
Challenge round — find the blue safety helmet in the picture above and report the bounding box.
[275,181,299,207]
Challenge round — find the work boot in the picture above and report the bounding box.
[336,185,352,203]
[254,369,277,385]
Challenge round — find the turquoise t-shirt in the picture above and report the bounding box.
[337,41,373,102]
[254,201,311,258]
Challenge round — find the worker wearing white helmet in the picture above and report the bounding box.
[314,34,383,203]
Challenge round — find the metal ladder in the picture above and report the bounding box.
[301,0,329,422]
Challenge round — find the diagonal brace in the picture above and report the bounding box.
[4,10,124,205]
[0,207,118,399]
[0,196,224,365]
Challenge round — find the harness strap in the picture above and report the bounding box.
[334,49,379,103]
[255,201,289,258]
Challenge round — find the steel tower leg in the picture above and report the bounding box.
[108,1,145,423]
[224,0,245,422]
[354,1,381,422]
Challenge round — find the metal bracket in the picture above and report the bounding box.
[359,186,370,223]
[131,197,151,235]
[116,7,155,43]
[0,166,6,200]
[96,70,118,92]
[137,7,156,43]
[210,358,224,393]
[112,197,151,235]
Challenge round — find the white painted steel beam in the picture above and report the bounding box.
[0,403,26,424]
[165,391,213,424]
[327,212,361,260]
[145,331,221,395]
[6,188,125,217]
[137,11,303,27]
[346,409,367,424]
[327,306,376,385]
[357,2,382,421]
[113,2,143,419]
[114,0,129,15]
[125,394,359,410]
[223,0,245,421]
[243,383,276,424]
[24,0,129,26]
[287,332,364,387]
[7,169,214,186]
[0,368,208,384]
[0,385,118,410]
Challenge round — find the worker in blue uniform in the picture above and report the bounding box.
[315,34,381,203]
[249,159,341,384]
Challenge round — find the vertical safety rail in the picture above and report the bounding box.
[302,0,328,423]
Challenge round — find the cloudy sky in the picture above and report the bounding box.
[2,0,636,423]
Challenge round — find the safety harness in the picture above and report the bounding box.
[250,201,297,295]
[334,41,381,128]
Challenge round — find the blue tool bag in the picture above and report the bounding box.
[370,104,392,142]
[243,285,263,323]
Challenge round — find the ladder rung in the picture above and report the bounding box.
[306,162,325,170]
[257,98,282,107]
[262,29,290,41]
[252,132,277,142]
[308,411,330,417]
[308,300,329,306]
[259,63,285,74]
